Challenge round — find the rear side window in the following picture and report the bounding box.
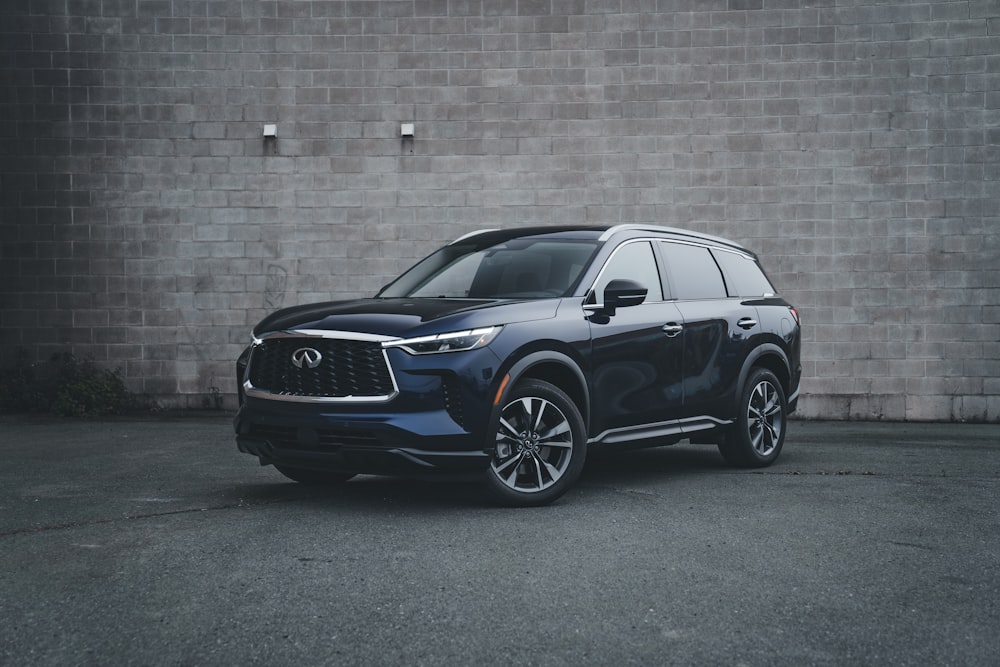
[713,249,775,298]
[658,242,727,300]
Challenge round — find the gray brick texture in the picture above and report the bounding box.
[1,0,998,419]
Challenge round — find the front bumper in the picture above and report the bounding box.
[234,338,507,476]
[234,402,492,475]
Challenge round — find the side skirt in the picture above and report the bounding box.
[588,416,733,446]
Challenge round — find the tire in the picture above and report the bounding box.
[718,368,787,468]
[274,465,357,485]
[484,379,587,507]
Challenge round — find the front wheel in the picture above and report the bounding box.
[718,368,787,468]
[484,379,586,507]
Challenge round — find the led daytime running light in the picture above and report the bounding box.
[384,326,500,355]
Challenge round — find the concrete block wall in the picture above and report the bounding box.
[1,0,998,419]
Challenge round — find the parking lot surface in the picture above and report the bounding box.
[1,415,998,666]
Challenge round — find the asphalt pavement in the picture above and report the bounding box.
[1,414,998,666]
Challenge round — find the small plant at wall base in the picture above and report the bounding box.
[0,351,134,417]
[50,355,131,417]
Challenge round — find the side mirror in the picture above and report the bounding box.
[603,279,647,315]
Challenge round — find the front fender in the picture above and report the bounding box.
[490,349,591,436]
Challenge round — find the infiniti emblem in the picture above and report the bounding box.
[290,347,322,369]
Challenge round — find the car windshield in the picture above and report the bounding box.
[379,238,599,299]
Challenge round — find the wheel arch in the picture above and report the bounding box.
[736,344,791,413]
[498,350,590,434]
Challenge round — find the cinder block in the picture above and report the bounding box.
[1,0,996,416]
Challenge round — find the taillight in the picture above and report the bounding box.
[789,307,800,325]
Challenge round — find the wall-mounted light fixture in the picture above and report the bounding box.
[401,123,414,138]
[263,124,277,138]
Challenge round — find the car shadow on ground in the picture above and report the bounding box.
[230,474,488,511]
[226,443,737,510]
[585,442,729,477]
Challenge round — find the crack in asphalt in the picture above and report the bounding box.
[0,494,316,538]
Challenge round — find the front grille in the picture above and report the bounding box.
[247,336,395,400]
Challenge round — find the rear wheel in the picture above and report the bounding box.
[274,465,357,485]
[718,368,787,468]
[484,379,586,507]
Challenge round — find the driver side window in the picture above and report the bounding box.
[592,241,663,304]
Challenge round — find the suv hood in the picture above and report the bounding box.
[252,298,561,340]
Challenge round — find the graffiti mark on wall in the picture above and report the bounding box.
[264,264,288,309]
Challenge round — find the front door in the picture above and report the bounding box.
[586,240,687,439]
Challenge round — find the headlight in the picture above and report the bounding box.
[384,326,501,355]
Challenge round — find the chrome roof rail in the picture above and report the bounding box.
[449,228,500,245]
[599,224,748,251]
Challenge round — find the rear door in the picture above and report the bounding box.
[657,241,761,421]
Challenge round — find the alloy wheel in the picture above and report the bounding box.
[746,379,783,457]
[491,395,574,494]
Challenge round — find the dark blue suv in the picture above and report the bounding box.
[234,225,801,506]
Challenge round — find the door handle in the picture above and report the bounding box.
[737,317,758,330]
[662,323,683,337]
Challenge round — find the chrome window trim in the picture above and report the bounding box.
[707,244,758,263]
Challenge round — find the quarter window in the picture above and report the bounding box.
[659,242,727,300]
[713,249,775,297]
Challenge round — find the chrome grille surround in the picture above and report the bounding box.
[243,329,400,403]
